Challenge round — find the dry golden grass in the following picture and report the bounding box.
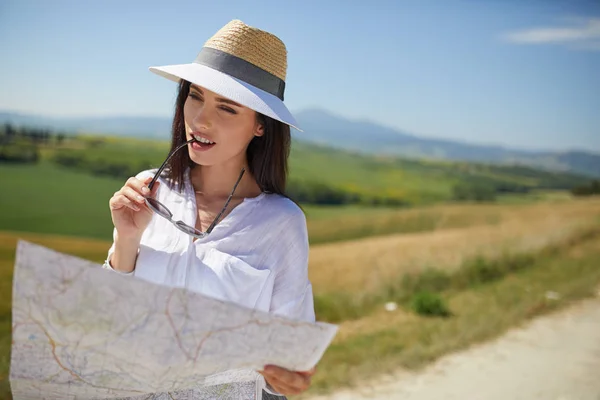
[302,230,600,396]
[308,198,600,293]
[0,231,110,262]
[305,191,574,244]
[305,201,505,244]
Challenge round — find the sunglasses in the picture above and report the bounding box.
[144,137,245,239]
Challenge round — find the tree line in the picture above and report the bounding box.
[571,180,600,196]
[0,123,68,162]
[1,123,67,145]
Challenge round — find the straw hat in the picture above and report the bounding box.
[149,20,300,131]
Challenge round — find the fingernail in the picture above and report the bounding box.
[142,186,150,194]
[136,195,144,201]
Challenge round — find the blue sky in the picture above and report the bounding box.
[1,0,599,152]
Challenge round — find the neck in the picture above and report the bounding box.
[190,162,261,200]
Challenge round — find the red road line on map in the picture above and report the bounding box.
[164,291,313,364]
[17,314,86,383]
[16,314,147,394]
[48,335,84,382]
[165,290,194,361]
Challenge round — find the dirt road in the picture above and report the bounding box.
[310,297,600,400]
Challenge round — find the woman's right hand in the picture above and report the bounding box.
[109,176,160,240]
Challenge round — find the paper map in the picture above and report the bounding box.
[10,241,338,399]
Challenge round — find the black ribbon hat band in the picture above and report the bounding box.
[194,47,286,101]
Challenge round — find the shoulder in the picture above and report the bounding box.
[253,194,308,250]
[259,193,306,225]
[257,195,309,266]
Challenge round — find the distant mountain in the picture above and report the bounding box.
[1,109,599,177]
[294,109,600,177]
[294,109,538,158]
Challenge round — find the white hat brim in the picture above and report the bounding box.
[148,63,301,132]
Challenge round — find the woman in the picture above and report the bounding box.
[104,20,316,399]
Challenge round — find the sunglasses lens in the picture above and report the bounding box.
[146,198,172,219]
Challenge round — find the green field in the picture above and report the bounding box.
[23,134,593,205]
[0,161,581,245]
[289,141,589,203]
[0,162,120,240]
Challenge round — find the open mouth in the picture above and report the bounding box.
[190,134,216,151]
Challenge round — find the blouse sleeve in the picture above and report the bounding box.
[268,209,316,323]
[261,208,316,397]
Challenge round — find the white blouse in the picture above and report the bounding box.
[103,167,315,398]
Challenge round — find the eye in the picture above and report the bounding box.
[220,106,237,114]
[188,92,202,101]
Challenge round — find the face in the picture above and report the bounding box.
[184,84,264,167]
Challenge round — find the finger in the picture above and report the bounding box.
[263,366,310,391]
[265,375,304,396]
[126,176,152,196]
[109,195,124,211]
[264,375,299,396]
[110,194,140,212]
[114,194,141,212]
[260,368,310,395]
[142,175,160,191]
[121,186,147,205]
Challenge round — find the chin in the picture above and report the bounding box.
[189,155,208,166]
[188,151,216,167]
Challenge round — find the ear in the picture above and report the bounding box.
[254,122,265,138]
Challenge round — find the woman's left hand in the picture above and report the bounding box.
[259,365,316,396]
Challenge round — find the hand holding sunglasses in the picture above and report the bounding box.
[109,174,162,241]
[109,137,245,241]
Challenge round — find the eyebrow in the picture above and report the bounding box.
[190,85,243,108]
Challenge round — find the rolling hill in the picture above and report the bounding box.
[294,109,600,177]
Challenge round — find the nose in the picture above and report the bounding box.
[192,102,213,130]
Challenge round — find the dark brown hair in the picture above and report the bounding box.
[163,79,292,198]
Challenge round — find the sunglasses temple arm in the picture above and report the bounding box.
[148,138,196,190]
[206,168,246,234]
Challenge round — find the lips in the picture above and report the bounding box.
[191,142,215,151]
